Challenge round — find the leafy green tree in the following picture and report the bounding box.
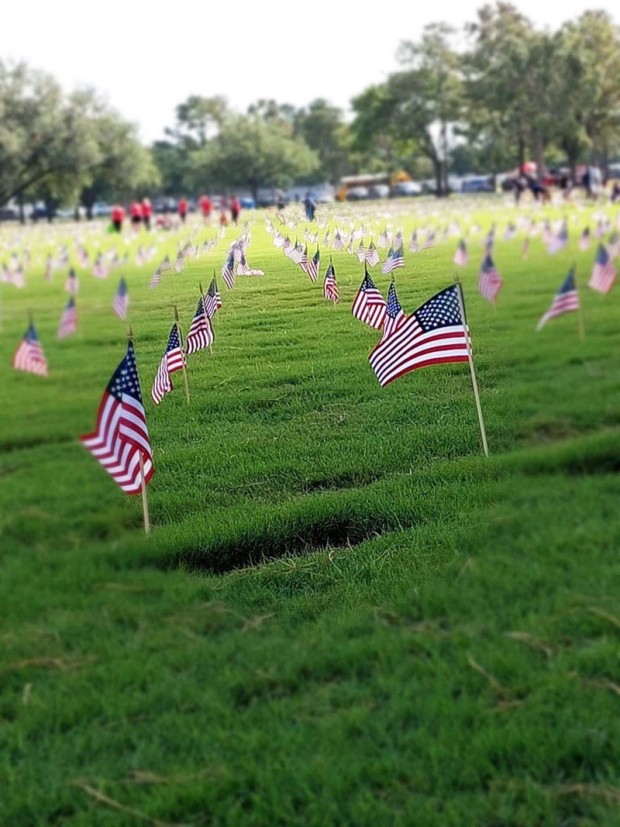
[293,99,353,184]
[195,116,318,201]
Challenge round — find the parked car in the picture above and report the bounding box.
[346,186,369,201]
[391,181,423,197]
[240,197,256,209]
[460,176,494,193]
[92,202,112,217]
[368,184,390,199]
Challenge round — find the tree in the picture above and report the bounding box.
[293,99,353,184]
[195,116,318,201]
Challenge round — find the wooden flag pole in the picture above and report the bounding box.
[573,263,585,342]
[454,275,489,458]
[173,305,190,403]
[139,452,151,535]
[199,281,214,354]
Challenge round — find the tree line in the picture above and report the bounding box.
[2,3,619,215]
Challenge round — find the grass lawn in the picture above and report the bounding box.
[1,196,619,825]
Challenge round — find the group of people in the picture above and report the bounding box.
[110,194,242,233]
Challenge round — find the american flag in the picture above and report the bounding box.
[537,268,580,331]
[356,241,366,263]
[453,240,468,267]
[332,231,344,251]
[547,222,568,254]
[478,253,504,304]
[408,231,419,253]
[589,243,616,294]
[93,254,108,279]
[381,281,406,342]
[381,245,405,274]
[378,229,389,249]
[352,271,386,329]
[205,277,222,317]
[159,255,172,273]
[365,241,380,267]
[113,278,129,320]
[369,285,469,387]
[419,232,436,251]
[65,268,79,295]
[151,324,186,405]
[185,296,215,354]
[288,242,305,265]
[579,228,591,252]
[57,297,77,339]
[303,247,320,282]
[237,252,251,275]
[13,324,48,376]
[80,341,154,494]
[221,252,235,290]
[323,262,339,303]
[484,227,495,253]
[503,223,517,241]
[174,250,185,274]
[148,268,161,289]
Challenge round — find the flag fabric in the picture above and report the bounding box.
[366,241,380,267]
[537,269,580,331]
[304,247,320,282]
[174,251,185,274]
[185,297,215,354]
[148,268,161,289]
[113,278,129,320]
[579,228,591,252]
[151,324,186,405]
[420,232,436,251]
[80,341,153,494]
[221,253,235,290]
[205,277,222,317]
[332,231,344,251]
[352,272,387,329]
[381,281,406,342]
[57,297,77,339]
[453,240,468,267]
[589,244,616,294]
[478,253,504,304]
[323,262,339,303]
[356,241,366,263]
[368,285,469,387]
[13,324,48,376]
[381,246,405,274]
[408,231,419,253]
[159,255,171,273]
[547,222,568,254]
[65,268,79,295]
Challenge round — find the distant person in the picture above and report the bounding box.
[111,204,125,233]
[219,207,229,227]
[230,195,241,225]
[303,191,317,221]
[130,200,142,230]
[611,181,620,203]
[276,190,286,211]
[142,198,153,230]
[198,194,212,223]
[178,196,189,224]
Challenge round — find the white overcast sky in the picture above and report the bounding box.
[1,0,617,144]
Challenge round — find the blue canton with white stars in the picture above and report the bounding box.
[415,286,463,332]
[386,283,402,319]
[166,326,182,353]
[107,344,143,403]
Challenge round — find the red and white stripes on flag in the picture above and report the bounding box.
[13,324,48,376]
[536,269,580,331]
[323,263,339,303]
[151,324,186,405]
[589,243,616,294]
[453,240,468,267]
[369,285,469,387]
[185,296,214,354]
[81,341,153,494]
[113,278,129,320]
[57,297,77,339]
[381,282,406,342]
[205,277,222,317]
[352,272,386,329]
[478,253,504,304]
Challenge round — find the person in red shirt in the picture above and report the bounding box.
[130,200,142,230]
[142,198,153,230]
[111,204,125,233]
[177,197,189,224]
[230,195,241,225]
[198,194,212,223]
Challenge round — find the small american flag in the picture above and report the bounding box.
[332,231,344,251]
[381,245,405,274]
[356,241,366,263]
[323,262,339,303]
[381,281,405,342]
[537,268,580,331]
[113,278,129,320]
[14,324,48,376]
[408,231,419,253]
[369,285,469,387]
[378,230,389,249]
[205,277,222,317]
[159,255,172,273]
[174,250,185,274]
[589,244,616,294]
[81,341,153,494]
[578,228,591,252]
[57,297,77,339]
[65,268,79,295]
[221,252,235,289]
[148,268,161,289]
[151,324,186,405]
[453,240,468,267]
[419,232,436,251]
[93,254,108,279]
[365,241,380,267]
[478,253,504,304]
[185,297,214,354]
[304,247,320,282]
[547,222,568,254]
[352,271,386,329]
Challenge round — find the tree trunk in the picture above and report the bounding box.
[432,159,443,198]
[18,193,25,225]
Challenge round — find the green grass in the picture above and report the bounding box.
[1,197,619,825]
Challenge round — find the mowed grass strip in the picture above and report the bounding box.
[1,198,619,824]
